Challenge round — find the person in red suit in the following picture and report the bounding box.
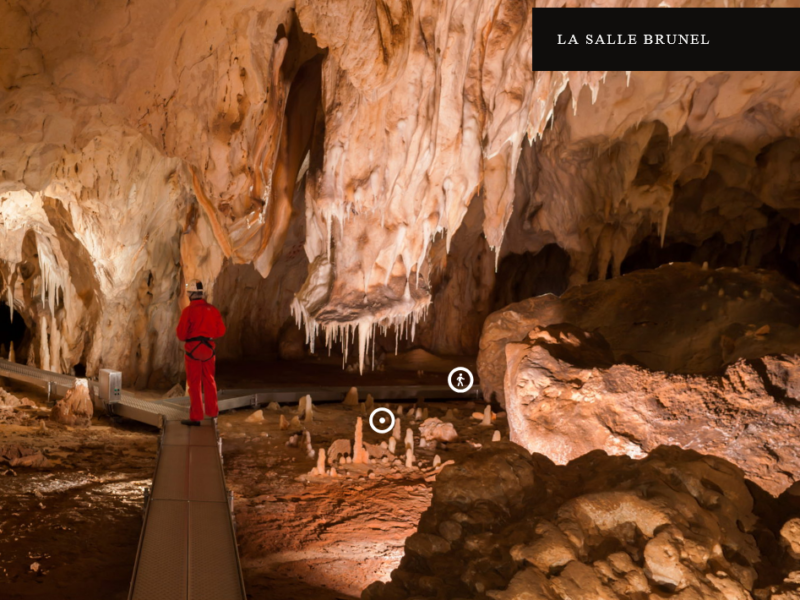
[176,279,226,426]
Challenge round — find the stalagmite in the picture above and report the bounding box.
[480,405,492,427]
[316,447,326,475]
[433,455,442,468]
[302,395,314,423]
[422,408,428,420]
[279,414,289,430]
[8,342,14,363]
[285,434,299,448]
[366,394,375,413]
[360,402,367,415]
[419,438,427,449]
[303,431,314,458]
[414,407,423,421]
[492,431,501,442]
[329,467,337,478]
[50,379,93,426]
[444,409,454,421]
[353,417,366,464]
[245,409,264,423]
[344,387,359,406]
[405,428,414,453]
[289,415,302,429]
[392,418,402,441]
[267,402,281,411]
[396,405,404,416]
[388,437,397,454]
[405,448,415,468]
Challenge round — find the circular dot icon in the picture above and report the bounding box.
[369,407,395,434]
[448,367,474,393]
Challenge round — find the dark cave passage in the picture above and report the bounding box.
[0,303,30,361]
[492,244,571,310]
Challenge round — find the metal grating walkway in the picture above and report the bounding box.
[129,419,246,600]
[0,357,475,599]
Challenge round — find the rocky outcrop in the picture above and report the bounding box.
[363,444,800,600]
[50,379,93,427]
[504,322,800,496]
[479,263,800,405]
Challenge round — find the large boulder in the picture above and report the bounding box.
[363,445,794,600]
[504,322,800,496]
[478,263,800,406]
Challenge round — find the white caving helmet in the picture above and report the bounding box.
[186,279,205,296]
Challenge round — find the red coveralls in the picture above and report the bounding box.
[176,299,226,421]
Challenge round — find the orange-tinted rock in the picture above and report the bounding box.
[50,379,93,427]
[503,321,800,496]
[363,445,772,600]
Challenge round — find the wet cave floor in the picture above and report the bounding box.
[0,359,496,600]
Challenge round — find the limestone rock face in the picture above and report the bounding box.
[50,379,93,427]
[363,445,782,600]
[479,264,800,495]
[479,263,800,405]
[505,324,800,496]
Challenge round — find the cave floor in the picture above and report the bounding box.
[0,371,502,600]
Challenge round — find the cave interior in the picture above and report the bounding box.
[4,1,800,600]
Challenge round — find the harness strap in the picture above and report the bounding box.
[185,336,215,362]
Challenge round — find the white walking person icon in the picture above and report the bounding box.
[448,367,474,393]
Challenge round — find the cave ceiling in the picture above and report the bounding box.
[2,0,800,383]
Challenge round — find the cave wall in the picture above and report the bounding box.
[4,0,800,382]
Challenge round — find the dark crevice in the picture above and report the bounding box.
[492,244,571,310]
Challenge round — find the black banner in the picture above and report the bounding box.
[531,8,799,71]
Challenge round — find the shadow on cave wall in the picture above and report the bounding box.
[622,224,800,284]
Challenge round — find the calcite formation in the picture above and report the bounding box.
[12,0,800,380]
[49,379,93,427]
[419,418,458,443]
[363,444,800,600]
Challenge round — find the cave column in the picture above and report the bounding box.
[39,314,50,372]
[49,314,61,374]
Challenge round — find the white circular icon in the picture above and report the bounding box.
[369,407,395,434]
[448,367,474,393]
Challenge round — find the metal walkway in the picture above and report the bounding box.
[128,419,246,600]
[0,357,475,599]
[0,358,468,428]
